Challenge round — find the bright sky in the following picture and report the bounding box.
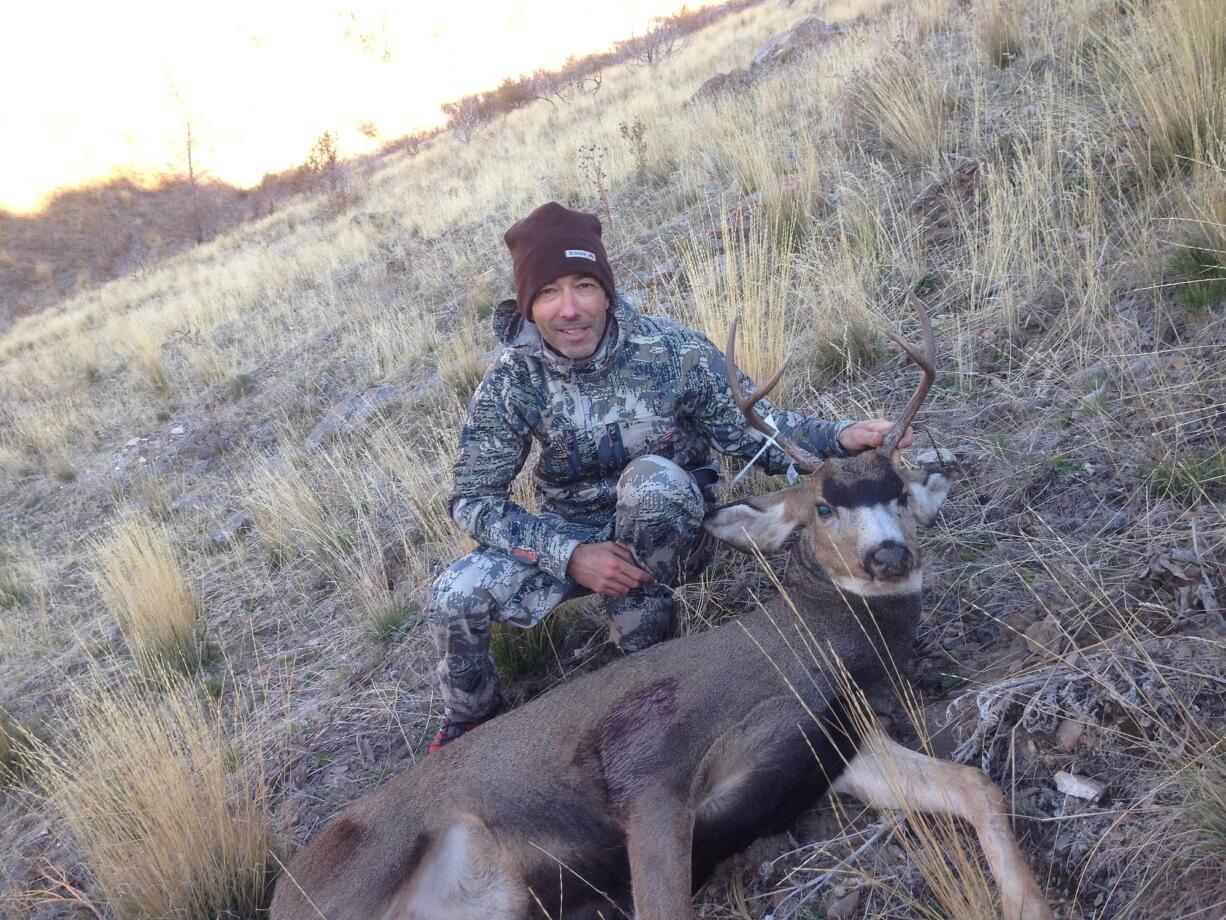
[0,0,708,214]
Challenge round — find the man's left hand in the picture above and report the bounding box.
[838,420,914,454]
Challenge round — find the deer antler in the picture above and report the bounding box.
[725,320,824,473]
[879,294,937,456]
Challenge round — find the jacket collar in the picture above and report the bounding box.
[492,293,637,377]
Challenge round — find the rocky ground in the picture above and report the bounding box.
[2,1,1225,918]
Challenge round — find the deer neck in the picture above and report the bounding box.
[772,537,924,661]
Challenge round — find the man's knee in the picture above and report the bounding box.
[616,454,705,519]
[429,552,495,624]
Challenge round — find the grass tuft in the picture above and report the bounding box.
[491,616,565,682]
[364,595,423,643]
[1150,446,1226,505]
[846,50,954,166]
[93,513,202,673]
[977,0,1025,68]
[28,675,275,920]
[0,710,15,784]
[680,207,796,396]
[1117,0,1226,173]
[1169,246,1226,312]
[0,571,28,609]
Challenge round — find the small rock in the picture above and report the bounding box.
[1055,770,1106,802]
[1003,609,1037,634]
[751,17,840,68]
[305,384,404,449]
[125,437,140,448]
[825,887,862,920]
[350,211,400,231]
[690,69,754,104]
[171,425,185,435]
[206,511,254,551]
[1024,614,1065,656]
[916,448,956,464]
[1055,719,1085,752]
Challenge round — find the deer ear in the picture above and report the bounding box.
[704,495,801,553]
[903,468,951,526]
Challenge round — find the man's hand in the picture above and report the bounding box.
[838,420,914,454]
[567,542,653,598]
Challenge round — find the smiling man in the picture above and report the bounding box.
[426,201,910,751]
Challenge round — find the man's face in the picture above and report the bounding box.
[531,273,610,359]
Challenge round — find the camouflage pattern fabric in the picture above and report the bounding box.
[429,455,710,720]
[432,294,854,721]
[448,294,852,582]
[608,454,712,652]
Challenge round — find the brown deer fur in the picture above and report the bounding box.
[270,450,1054,920]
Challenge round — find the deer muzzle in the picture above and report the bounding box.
[864,540,913,579]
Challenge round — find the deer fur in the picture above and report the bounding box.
[270,450,1054,920]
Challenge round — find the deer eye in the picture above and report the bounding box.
[817,503,833,518]
[898,492,909,507]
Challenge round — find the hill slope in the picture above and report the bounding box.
[1,1,1224,918]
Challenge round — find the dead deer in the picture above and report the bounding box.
[270,299,1053,920]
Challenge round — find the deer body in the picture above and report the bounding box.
[275,541,915,920]
[271,305,1054,920]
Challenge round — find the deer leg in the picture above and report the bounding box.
[831,734,1053,920]
[622,791,695,920]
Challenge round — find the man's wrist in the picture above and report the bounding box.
[543,535,583,581]
[833,419,858,456]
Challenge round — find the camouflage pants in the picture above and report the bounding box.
[428,455,714,721]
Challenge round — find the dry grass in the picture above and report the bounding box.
[0,708,14,783]
[847,48,956,168]
[27,674,274,920]
[1,0,1224,916]
[93,513,201,672]
[976,0,1025,69]
[681,207,797,394]
[364,424,475,577]
[1113,0,1226,174]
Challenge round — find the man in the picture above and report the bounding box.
[427,202,911,751]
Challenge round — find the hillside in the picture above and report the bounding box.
[1,1,1224,918]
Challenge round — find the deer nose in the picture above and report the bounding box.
[865,541,912,579]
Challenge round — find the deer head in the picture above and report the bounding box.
[705,297,951,596]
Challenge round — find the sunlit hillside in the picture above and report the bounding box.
[1,0,1224,917]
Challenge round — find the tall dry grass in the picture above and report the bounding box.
[28,674,274,920]
[1113,0,1226,173]
[1,0,1224,916]
[976,0,1025,69]
[93,513,201,672]
[680,207,797,394]
[847,48,956,167]
[0,708,14,783]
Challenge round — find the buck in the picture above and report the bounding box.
[271,301,1053,920]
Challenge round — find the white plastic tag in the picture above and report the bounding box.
[731,414,782,487]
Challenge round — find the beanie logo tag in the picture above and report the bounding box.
[565,249,597,261]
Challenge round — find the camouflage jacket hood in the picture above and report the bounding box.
[449,294,852,580]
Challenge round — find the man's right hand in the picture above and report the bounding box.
[567,542,653,598]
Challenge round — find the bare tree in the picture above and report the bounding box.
[541,70,603,107]
[620,16,688,67]
[167,82,208,244]
[441,97,484,144]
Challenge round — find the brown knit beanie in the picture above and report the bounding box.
[504,202,615,319]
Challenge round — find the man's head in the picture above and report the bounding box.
[504,202,615,358]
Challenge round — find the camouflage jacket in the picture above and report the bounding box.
[448,295,853,580]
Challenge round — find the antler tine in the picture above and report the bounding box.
[879,293,937,456]
[726,319,824,472]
